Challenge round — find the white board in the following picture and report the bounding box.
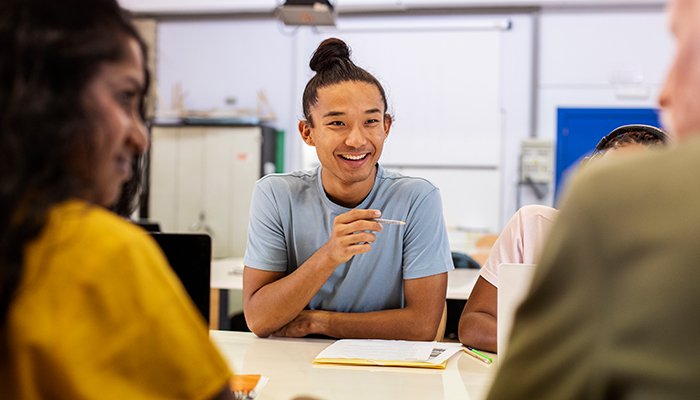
[312,19,503,167]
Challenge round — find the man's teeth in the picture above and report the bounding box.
[342,154,367,160]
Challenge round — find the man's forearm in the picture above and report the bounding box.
[244,251,339,337]
[322,307,443,341]
[277,305,443,341]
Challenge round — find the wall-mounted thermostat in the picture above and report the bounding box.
[520,139,553,184]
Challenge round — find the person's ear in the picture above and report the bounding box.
[299,120,315,146]
[383,114,392,139]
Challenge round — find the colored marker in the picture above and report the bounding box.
[464,347,492,365]
[370,218,406,225]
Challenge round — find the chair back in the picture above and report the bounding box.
[467,233,500,267]
[451,252,481,269]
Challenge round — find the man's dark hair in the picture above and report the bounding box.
[302,37,390,126]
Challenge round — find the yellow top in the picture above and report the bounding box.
[0,199,232,400]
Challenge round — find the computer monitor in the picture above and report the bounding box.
[136,220,161,232]
[149,233,211,324]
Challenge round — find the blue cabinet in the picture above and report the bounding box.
[555,108,661,201]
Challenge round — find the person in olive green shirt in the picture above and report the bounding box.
[487,0,700,398]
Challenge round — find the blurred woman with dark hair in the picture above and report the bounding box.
[0,0,233,398]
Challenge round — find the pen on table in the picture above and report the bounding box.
[463,347,492,365]
[370,218,406,226]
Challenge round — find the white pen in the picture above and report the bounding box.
[370,218,406,226]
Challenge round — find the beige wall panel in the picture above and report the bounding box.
[227,127,261,258]
[149,127,179,232]
[150,125,262,257]
[204,128,235,258]
[176,127,205,233]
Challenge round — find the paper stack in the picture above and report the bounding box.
[313,339,463,369]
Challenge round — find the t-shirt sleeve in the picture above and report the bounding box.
[243,178,288,272]
[480,209,524,288]
[480,205,557,288]
[401,187,454,280]
[59,232,233,400]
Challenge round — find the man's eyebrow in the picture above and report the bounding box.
[323,111,346,118]
[365,108,382,114]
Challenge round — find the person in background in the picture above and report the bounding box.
[0,0,234,398]
[242,38,453,340]
[486,0,700,397]
[458,125,668,353]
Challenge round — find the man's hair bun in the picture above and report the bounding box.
[301,37,389,126]
[309,38,351,73]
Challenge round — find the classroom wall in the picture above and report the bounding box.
[120,0,668,14]
[297,14,528,237]
[535,9,673,206]
[154,5,673,235]
[157,18,297,153]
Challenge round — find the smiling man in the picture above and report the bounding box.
[241,38,453,341]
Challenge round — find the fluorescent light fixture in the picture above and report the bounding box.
[316,17,512,33]
[275,0,336,26]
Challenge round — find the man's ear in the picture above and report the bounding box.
[383,114,392,139]
[299,120,315,146]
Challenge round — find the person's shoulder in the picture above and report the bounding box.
[562,138,700,215]
[517,204,558,224]
[377,165,439,192]
[50,200,155,253]
[55,200,141,234]
[256,168,318,191]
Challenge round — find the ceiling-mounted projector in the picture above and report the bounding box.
[275,0,336,26]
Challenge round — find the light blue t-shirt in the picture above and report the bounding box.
[244,164,454,313]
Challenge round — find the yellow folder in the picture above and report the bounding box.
[313,357,449,369]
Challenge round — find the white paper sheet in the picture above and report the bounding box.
[315,339,463,365]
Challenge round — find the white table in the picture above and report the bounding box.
[210,330,497,400]
[211,258,480,300]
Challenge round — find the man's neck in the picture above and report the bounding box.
[322,165,378,208]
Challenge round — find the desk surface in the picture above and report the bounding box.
[211,258,479,300]
[210,330,497,400]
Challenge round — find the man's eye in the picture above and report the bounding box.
[328,121,345,126]
[366,119,379,124]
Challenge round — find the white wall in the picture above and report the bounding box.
[535,9,673,204]
[498,14,534,228]
[157,19,300,169]
[119,0,667,13]
[154,5,674,235]
[308,17,505,168]
[296,14,519,234]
